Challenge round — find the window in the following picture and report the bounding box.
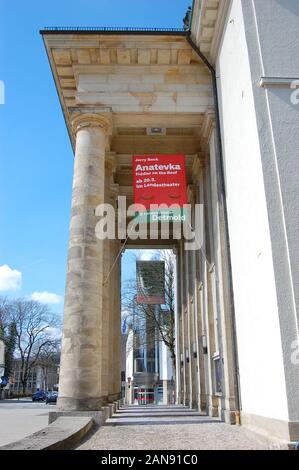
[134,358,145,373]
[146,359,155,373]
[213,355,223,395]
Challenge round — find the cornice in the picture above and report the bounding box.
[191,0,232,65]
[260,77,299,88]
[209,0,232,65]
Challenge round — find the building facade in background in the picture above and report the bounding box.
[125,322,174,405]
[0,339,5,399]
[10,359,59,395]
[41,0,299,446]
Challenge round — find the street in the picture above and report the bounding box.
[0,399,55,447]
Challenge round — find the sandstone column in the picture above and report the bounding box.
[179,240,187,406]
[57,112,111,411]
[205,163,221,418]
[102,154,115,402]
[209,128,238,423]
[195,166,208,412]
[174,246,181,404]
[105,176,121,403]
[112,224,121,400]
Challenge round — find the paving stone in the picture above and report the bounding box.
[77,405,270,450]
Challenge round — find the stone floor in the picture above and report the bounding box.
[77,405,270,450]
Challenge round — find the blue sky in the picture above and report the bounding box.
[0,0,190,312]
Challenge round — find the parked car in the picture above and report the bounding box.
[45,391,58,404]
[32,390,46,402]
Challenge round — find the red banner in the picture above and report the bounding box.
[133,154,187,210]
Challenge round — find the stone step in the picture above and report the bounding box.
[0,417,93,451]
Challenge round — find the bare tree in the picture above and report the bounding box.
[122,250,176,371]
[0,296,17,378]
[0,296,9,329]
[5,298,60,393]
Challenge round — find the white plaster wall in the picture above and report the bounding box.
[241,0,299,421]
[0,340,4,366]
[216,0,288,421]
[126,329,133,380]
[35,367,42,390]
[159,341,174,381]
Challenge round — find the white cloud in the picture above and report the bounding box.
[46,326,62,339]
[30,291,62,305]
[138,250,160,261]
[0,265,22,291]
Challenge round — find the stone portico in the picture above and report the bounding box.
[41,0,299,446]
[41,29,238,419]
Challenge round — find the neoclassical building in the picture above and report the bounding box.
[41,0,299,445]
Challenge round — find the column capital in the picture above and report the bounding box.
[187,184,196,204]
[110,183,119,198]
[192,154,205,183]
[105,151,117,171]
[200,107,216,151]
[110,183,120,207]
[71,110,112,135]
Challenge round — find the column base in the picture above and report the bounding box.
[188,396,193,409]
[57,396,109,411]
[198,393,207,413]
[176,392,182,404]
[208,405,219,418]
[48,410,104,426]
[162,380,175,405]
[223,409,237,425]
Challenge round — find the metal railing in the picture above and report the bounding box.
[41,26,186,33]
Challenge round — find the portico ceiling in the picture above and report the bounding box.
[42,31,214,188]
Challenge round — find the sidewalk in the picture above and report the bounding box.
[0,399,54,447]
[77,405,270,450]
